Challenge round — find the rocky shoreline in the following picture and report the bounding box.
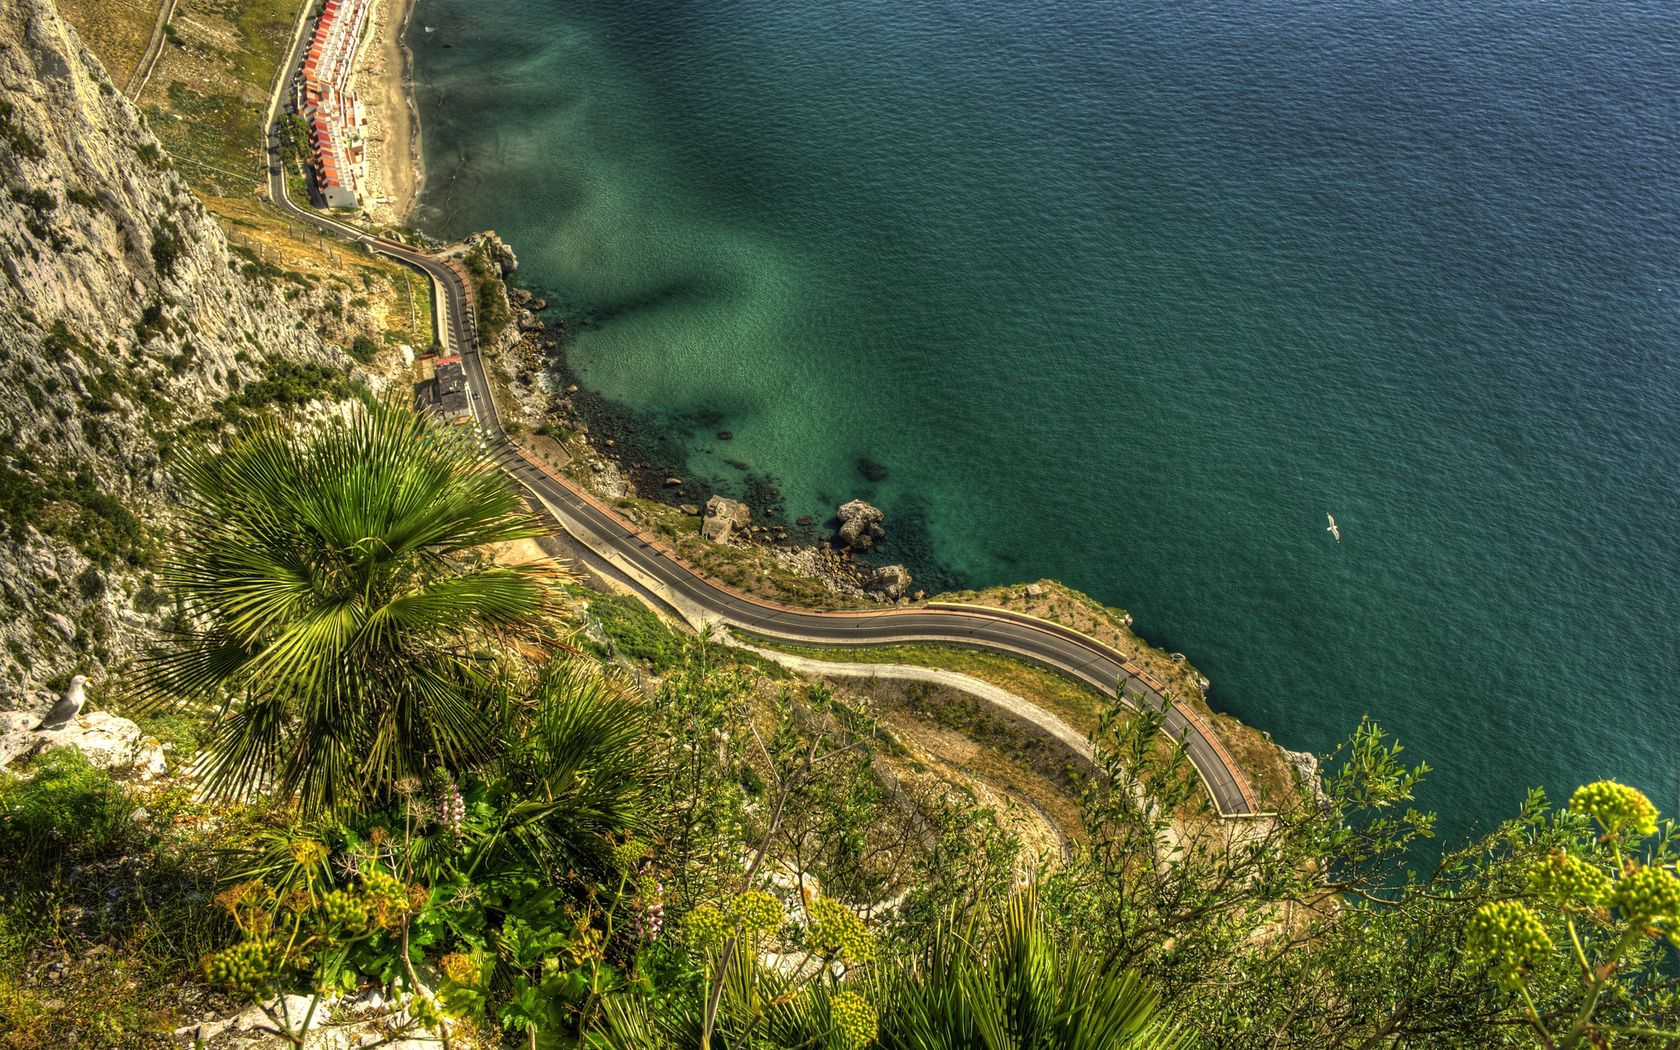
[464,233,921,605]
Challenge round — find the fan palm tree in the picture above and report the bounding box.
[474,658,660,880]
[140,395,562,814]
[877,891,1184,1050]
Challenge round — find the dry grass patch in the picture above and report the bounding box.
[56,0,156,87]
[751,640,1106,743]
[868,690,1086,858]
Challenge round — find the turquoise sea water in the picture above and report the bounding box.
[412,0,1680,841]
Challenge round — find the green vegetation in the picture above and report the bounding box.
[149,219,185,278]
[576,588,687,673]
[348,333,380,363]
[464,243,513,347]
[8,404,1680,1047]
[0,748,131,867]
[0,458,149,568]
[191,358,360,435]
[0,98,44,159]
[139,397,559,814]
[0,751,235,1046]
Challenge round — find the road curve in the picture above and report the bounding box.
[258,14,1258,817]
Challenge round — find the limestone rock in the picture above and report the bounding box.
[0,711,37,766]
[701,495,751,543]
[465,230,519,276]
[1282,747,1327,805]
[0,0,342,705]
[863,564,913,601]
[1025,583,1046,597]
[0,709,166,775]
[836,499,886,550]
[173,990,444,1048]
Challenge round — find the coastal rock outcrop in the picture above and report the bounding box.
[701,495,752,543]
[0,0,341,708]
[0,709,166,775]
[1281,747,1327,806]
[835,499,886,550]
[466,230,519,277]
[863,564,913,601]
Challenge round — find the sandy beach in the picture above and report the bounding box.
[357,0,423,225]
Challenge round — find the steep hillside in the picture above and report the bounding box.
[0,0,349,708]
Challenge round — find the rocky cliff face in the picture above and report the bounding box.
[0,0,344,708]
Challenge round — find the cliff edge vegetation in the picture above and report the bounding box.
[3,3,1679,1049]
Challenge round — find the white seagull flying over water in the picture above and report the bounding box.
[1326,514,1341,542]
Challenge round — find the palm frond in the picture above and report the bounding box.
[877,891,1186,1050]
[134,395,564,814]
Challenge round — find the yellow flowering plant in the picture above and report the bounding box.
[199,860,433,1046]
[1464,782,1680,1050]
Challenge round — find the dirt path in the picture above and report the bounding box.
[123,0,177,98]
[737,642,1096,764]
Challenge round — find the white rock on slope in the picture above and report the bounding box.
[0,709,165,775]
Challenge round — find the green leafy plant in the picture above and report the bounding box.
[1459,781,1680,1048]
[876,892,1182,1049]
[138,395,565,814]
[200,859,440,1047]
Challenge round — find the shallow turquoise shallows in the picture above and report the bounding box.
[413,0,1680,843]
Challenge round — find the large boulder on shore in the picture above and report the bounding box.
[863,564,913,601]
[836,499,886,550]
[0,709,166,776]
[701,495,752,543]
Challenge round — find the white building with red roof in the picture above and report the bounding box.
[293,0,371,209]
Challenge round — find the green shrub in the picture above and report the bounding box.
[0,98,43,159]
[76,565,106,600]
[150,221,185,278]
[214,359,357,425]
[0,749,131,870]
[581,591,685,672]
[12,187,54,213]
[349,334,379,363]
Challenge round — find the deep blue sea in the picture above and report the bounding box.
[411,0,1680,843]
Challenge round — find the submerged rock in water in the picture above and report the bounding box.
[857,457,889,482]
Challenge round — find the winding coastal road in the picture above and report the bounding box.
[259,6,1259,817]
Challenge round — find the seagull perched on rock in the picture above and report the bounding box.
[1326,513,1341,542]
[34,675,88,732]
